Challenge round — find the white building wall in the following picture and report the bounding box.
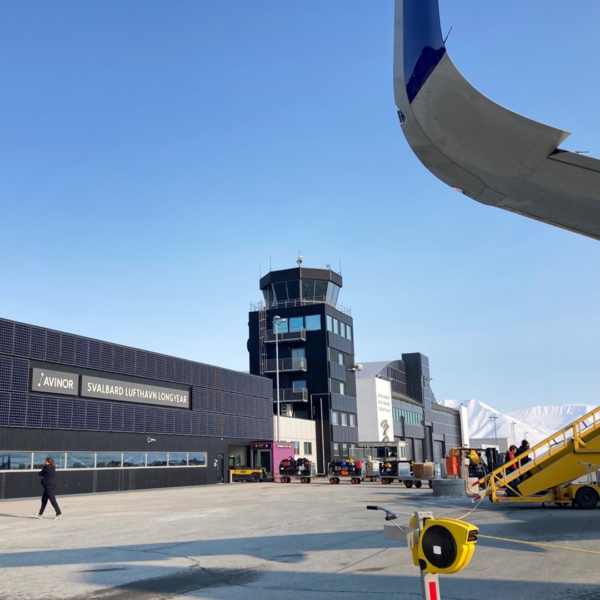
[357,378,378,441]
[356,377,393,442]
[375,378,393,442]
[470,437,515,454]
[277,416,317,465]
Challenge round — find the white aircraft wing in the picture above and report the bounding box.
[394,0,600,240]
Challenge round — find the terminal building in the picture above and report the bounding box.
[0,317,272,499]
[356,356,462,464]
[248,263,358,473]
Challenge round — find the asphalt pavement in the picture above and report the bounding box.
[1,480,599,600]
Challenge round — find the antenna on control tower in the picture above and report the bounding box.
[296,253,303,267]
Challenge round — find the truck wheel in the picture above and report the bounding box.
[575,486,599,510]
[351,478,357,485]
[404,480,413,488]
[415,480,422,489]
[428,481,434,489]
[330,477,336,484]
[300,477,307,484]
[335,477,341,484]
[251,473,260,483]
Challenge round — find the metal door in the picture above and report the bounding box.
[252,449,272,475]
[433,441,444,464]
[216,453,224,483]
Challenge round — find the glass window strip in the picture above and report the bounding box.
[0,451,208,471]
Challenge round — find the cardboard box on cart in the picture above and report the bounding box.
[413,462,435,479]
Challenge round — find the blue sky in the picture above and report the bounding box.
[1,1,599,413]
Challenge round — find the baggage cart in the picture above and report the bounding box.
[328,459,364,484]
[277,457,313,484]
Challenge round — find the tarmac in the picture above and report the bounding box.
[1,480,599,600]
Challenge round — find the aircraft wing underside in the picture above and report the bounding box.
[394,0,600,240]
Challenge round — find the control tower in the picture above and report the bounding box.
[248,259,358,473]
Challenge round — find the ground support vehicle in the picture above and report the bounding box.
[401,476,434,490]
[328,460,363,484]
[379,460,424,486]
[380,460,408,485]
[379,461,437,488]
[447,447,500,482]
[231,468,267,483]
[478,405,600,508]
[277,457,313,484]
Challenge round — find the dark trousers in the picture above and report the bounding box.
[39,486,61,515]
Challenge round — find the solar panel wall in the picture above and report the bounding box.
[0,318,273,440]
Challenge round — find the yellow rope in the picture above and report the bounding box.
[478,534,600,556]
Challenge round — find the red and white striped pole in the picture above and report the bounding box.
[421,571,441,600]
[412,512,442,600]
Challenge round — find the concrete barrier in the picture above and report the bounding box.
[432,479,466,497]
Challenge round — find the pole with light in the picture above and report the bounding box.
[489,415,499,448]
[310,392,330,475]
[273,315,287,442]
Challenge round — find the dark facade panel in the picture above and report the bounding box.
[329,361,347,382]
[0,320,15,355]
[327,332,353,355]
[0,318,272,443]
[331,424,359,444]
[444,432,461,447]
[330,393,357,413]
[403,353,425,404]
[404,424,425,440]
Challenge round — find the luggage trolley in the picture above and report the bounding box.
[380,460,412,485]
[328,459,364,484]
[378,460,434,488]
[277,457,313,484]
[401,462,436,489]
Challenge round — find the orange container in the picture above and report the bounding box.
[446,456,460,477]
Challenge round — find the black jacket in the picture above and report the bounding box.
[38,465,56,487]
[516,445,531,464]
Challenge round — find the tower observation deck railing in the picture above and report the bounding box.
[264,328,306,343]
[264,358,307,373]
[274,388,309,402]
[250,298,352,316]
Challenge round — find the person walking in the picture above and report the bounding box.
[34,457,62,519]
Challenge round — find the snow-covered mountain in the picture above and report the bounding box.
[444,399,550,446]
[443,399,599,447]
[508,404,596,434]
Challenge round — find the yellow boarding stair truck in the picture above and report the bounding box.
[478,405,600,508]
